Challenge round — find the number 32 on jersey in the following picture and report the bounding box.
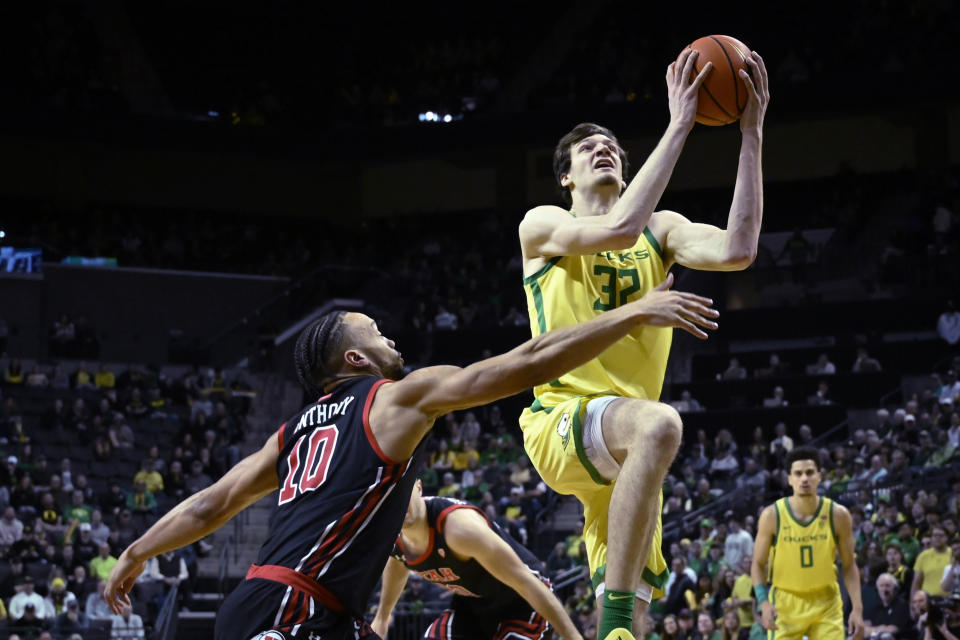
[278,425,339,505]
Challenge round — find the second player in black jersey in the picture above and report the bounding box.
[373,482,582,640]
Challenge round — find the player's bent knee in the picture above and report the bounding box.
[646,403,682,450]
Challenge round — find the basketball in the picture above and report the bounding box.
[680,35,751,126]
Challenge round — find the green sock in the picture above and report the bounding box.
[598,589,634,639]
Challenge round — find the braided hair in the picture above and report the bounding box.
[294,310,348,398]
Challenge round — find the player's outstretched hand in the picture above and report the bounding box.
[848,609,864,640]
[666,49,712,131]
[760,601,779,631]
[739,50,769,134]
[634,272,719,339]
[103,549,146,615]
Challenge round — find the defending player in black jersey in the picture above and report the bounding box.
[103,286,717,639]
[373,481,582,640]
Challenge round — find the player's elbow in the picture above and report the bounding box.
[608,220,644,249]
[722,247,757,270]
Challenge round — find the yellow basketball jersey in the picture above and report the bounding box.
[769,497,839,593]
[523,225,670,407]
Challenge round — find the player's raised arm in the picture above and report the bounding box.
[659,51,770,272]
[372,555,411,639]
[103,431,280,613]
[371,273,718,460]
[519,51,711,259]
[751,504,778,631]
[442,509,584,640]
[833,503,864,639]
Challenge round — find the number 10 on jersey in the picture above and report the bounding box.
[278,425,340,505]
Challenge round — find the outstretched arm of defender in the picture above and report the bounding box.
[371,274,717,459]
[752,505,778,631]
[835,504,864,640]
[519,51,711,258]
[660,52,769,272]
[103,432,280,613]
[443,509,584,640]
[372,556,411,639]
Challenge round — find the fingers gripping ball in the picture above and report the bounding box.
[679,35,750,125]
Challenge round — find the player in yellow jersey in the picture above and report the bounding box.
[517,49,770,640]
[751,446,864,640]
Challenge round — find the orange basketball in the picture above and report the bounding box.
[680,35,751,126]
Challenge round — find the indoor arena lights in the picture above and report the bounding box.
[418,111,458,123]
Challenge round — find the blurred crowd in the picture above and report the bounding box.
[0,359,254,638]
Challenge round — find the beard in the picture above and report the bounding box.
[382,355,405,381]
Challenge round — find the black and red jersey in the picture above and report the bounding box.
[253,376,427,619]
[393,496,545,606]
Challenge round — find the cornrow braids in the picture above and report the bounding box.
[294,310,347,398]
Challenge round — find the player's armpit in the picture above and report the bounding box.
[519,205,641,258]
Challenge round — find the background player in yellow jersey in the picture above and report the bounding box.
[751,446,864,640]
[517,49,770,640]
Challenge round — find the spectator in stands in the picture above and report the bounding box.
[25,366,49,388]
[546,541,573,575]
[762,385,788,408]
[913,431,937,467]
[430,438,455,472]
[853,348,882,373]
[948,412,960,449]
[724,514,753,570]
[755,353,789,378]
[43,577,77,618]
[0,505,24,544]
[671,390,704,413]
[9,576,47,621]
[89,542,117,582]
[125,389,148,418]
[113,509,138,548]
[925,430,957,469]
[807,352,836,376]
[133,459,163,495]
[719,610,747,640]
[767,423,793,457]
[85,579,113,620]
[938,370,960,406]
[10,474,38,519]
[735,458,768,493]
[49,365,70,390]
[434,306,458,331]
[709,444,740,489]
[125,479,157,515]
[3,359,24,385]
[163,460,187,501]
[103,483,127,517]
[73,364,94,390]
[693,478,716,510]
[868,454,888,485]
[94,364,115,389]
[938,536,960,597]
[38,493,62,539]
[110,601,144,639]
[67,565,93,603]
[864,572,911,639]
[913,525,951,596]
[693,612,722,640]
[15,602,47,635]
[938,301,960,346]
[808,381,832,406]
[184,460,212,495]
[720,358,747,380]
[109,414,135,450]
[145,549,189,610]
[436,471,460,498]
[664,556,697,615]
[727,556,755,630]
[10,524,42,563]
[54,599,89,636]
[87,510,110,547]
[64,490,93,525]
